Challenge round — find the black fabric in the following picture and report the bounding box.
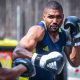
[0,62,2,67]
[34,54,42,67]
[64,16,80,38]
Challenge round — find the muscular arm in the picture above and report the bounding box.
[64,31,80,67]
[0,25,44,80]
[70,46,80,67]
[0,64,27,80]
[64,46,80,67]
[64,16,80,67]
[64,32,80,67]
[13,25,44,60]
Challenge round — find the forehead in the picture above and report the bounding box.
[43,8,63,15]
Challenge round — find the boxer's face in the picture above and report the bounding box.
[43,8,64,32]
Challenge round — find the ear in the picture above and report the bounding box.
[42,12,46,20]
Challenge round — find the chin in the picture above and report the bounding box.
[48,28,59,33]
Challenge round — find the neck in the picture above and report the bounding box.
[49,31,59,37]
[48,31,59,43]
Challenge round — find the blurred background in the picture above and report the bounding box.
[0,0,80,80]
[0,0,80,40]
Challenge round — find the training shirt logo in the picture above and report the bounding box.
[43,46,49,51]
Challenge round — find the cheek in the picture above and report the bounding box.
[58,19,63,25]
[45,19,52,26]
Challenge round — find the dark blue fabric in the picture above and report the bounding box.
[30,21,67,80]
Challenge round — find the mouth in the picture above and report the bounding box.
[50,25,58,31]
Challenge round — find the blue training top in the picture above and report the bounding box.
[29,21,67,80]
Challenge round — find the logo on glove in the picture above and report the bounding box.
[46,61,57,70]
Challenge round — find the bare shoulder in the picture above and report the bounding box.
[19,25,45,49]
[26,25,45,40]
[29,25,45,33]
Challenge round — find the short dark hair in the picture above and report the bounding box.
[44,0,63,13]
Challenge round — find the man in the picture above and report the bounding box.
[12,1,65,80]
[12,0,80,80]
[9,1,80,80]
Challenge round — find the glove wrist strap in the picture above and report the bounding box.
[31,53,38,65]
[32,53,42,67]
[72,37,80,46]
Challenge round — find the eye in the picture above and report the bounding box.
[48,15,55,19]
[56,15,63,19]
[48,15,63,19]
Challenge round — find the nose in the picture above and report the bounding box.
[52,18,57,23]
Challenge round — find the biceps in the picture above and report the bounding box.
[20,38,37,51]
[26,39,37,50]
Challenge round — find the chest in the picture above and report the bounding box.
[36,31,66,54]
[49,33,59,43]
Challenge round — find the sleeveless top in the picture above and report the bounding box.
[29,21,67,80]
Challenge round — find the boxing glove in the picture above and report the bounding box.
[13,58,36,77]
[31,51,65,74]
[64,16,80,46]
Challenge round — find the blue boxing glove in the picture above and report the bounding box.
[12,58,36,77]
[32,51,65,74]
[64,16,80,46]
